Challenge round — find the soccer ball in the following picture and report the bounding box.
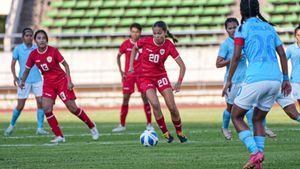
[140,130,158,146]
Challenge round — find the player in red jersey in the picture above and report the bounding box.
[113,23,153,132]
[129,21,187,143]
[19,30,99,143]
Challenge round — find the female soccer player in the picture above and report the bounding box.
[286,25,300,108]
[19,30,99,143]
[4,28,48,136]
[113,23,153,132]
[222,0,291,168]
[129,21,187,143]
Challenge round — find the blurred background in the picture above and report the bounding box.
[0,0,297,109]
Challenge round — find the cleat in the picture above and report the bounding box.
[221,128,232,140]
[243,152,264,169]
[50,136,65,143]
[254,162,262,169]
[163,132,174,143]
[112,124,126,132]
[91,124,100,140]
[265,128,276,138]
[177,132,188,143]
[36,128,49,135]
[146,124,154,131]
[4,125,15,136]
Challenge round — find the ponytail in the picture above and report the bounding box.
[167,30,178,43]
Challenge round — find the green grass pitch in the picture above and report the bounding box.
[1,107,300,169]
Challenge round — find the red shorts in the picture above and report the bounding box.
[123,75,143,94]
[43,77,76,103]
[140,75,172,93]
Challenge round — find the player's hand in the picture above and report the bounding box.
[68,81,74,90]
[282,80,292,97]
[128,67,134,74]
[222,81,232,97]
[13,77,18,86]
[173,82,182,93]
[18,81,25,89]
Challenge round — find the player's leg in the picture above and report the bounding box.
[33,81,48,135]
[64,99,99,140]
[146,88,173,143]
[112,93,130,132]
[282,104,300,122]
[221,103,232,140]
[141,92,153,130]
[160,88,187,143]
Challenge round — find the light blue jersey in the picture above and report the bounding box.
[218,37,247,84]
[234,17,282,84]
[286,43,300,83]
[13,43,42,83]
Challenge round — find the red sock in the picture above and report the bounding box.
[156,116,168,134]
[172,119,182,134]
[75,108,95,129]
[144,103,152,125]
[120,104,129,127]
[45,112,63,137]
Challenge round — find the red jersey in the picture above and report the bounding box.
[119,39,142,76]
[136,37,179,77]
[26,46,66,84]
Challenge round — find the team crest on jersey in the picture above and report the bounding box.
[47,56,52,63]
[160,49,165,55]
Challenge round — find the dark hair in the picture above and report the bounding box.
[34,29,48,42]
[22,28,33,37]
[130,23,142,32]
[224,18,239,29]
[239,0,273,31]
[153,21,178,43]
[294,24,300,35]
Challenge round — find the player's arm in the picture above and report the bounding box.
[19,68,30,89]
[11,59,18,86]
[276,45,291,96]
[117,53,124,80]
[174,56,186,93]
[61,60,74,90]
[216,57,230,68]
[129,45,138,74]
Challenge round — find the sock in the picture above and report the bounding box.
[297,116,300,123]
[45,112,63,137]
[172,119,182,134]
[238,130,258,154]
[75,108,95,129]
[246,109,254,131]
[254,136,265,152]
[10,108,21,126]
[144,103,152,125]
[263,118,267,128]
[37,108,44,129]
[156,116,168,134]
[222,109,231,129]
[120,104,129,127]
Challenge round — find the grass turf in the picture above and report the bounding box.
[0,107,300,169]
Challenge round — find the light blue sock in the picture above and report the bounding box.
[263,118,267,128]
[10,108,21,126]
[254,136,265,152]
[245,109,254,131]
[37,108,44,129]
[297,116,300,123]
[222,109,231,129]
[239,130,258,154]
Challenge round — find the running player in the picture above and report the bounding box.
[286,24,300,108]
[129,21,187,143]
[19,30,99,143]
[4,28,48,136]
[112,23,153,132]
[222,0,291,168]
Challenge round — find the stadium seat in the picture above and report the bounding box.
[186,17,199,25]
[168,0,182,6]
[128,0,143,7]
[90,27,102,33]
[85,38,98,45]
[115,0,129,8]
[50,1,63,8]
[47,10,58,18]
[62,0,76,8]
[155,0,169,7]
[67,19,80,27]
[141,0,155,7]
[106,18,120,26]
[41,20,53,27]
[80,18,94,26]
[271,15,284,23]
[199,17,213,25]
[71,10,85,18]
[102,0,116,8]
[139,8,151,17]
[72,38,84,45]
[76,28,89,33]
[194,0,207,5]
[285,15,298,23]
[85,9,98,17]
[275,5,288,13]
[90,0,103,7]
[98,9,111,17]
[172,17,187,25]
[191,7,203,15]
[135,17,147,25]
[110,9,124,17]
[75,1,90,8]
[177,8,190,16]
[94,18,107,26]
[124,9,138,17]
[146,17,160,26]
[119,18,134,26]
[150,8,164,16]
[58,10,72,17]
[181,0,194,6]
[164,8,177,16]
[203,7,217,15]
[53,19,67,27]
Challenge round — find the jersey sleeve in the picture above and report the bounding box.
[25,52,35,69]
[169,43,180,59]
[136,37,146,49]
[274,32,282,47]
[119,41,126,54]
[286,46,292,60]
[218,42,228,59]
[12,46,19,60]
[54,48,65,63]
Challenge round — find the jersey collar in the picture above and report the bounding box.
[37,46,48,54]
[22,43,35,50]
[153,38,165,46]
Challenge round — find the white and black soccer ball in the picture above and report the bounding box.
[140,130,158,146]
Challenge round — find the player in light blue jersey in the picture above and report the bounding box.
[286,25,300,108]
[222,1,291,168]
[4,28,48,136]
